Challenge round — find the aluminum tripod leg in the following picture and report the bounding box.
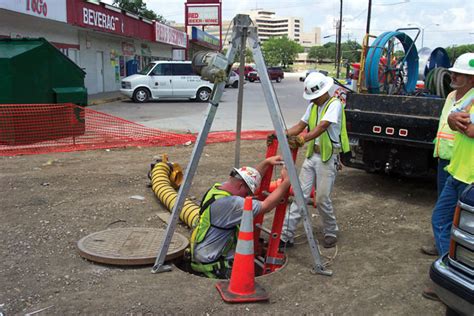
[247,26,332,276]
[151,22,243,274]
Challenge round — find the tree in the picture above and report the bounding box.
[340,40,362,63]
[113,0,166,23]
[445,44,474,64]
[262,36,303,68]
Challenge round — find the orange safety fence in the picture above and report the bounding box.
[0,103,272,156]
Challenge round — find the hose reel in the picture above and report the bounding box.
[365,31,419,95]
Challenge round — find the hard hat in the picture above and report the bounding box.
[231,166,261,194]
[303,72,334,100]
[448,53,474,76]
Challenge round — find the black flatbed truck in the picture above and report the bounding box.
[341,93,445,178]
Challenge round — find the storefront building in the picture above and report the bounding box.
[0,0,187,95]
[188,26,220,58]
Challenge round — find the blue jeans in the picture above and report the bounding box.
[437,159,450,198]
[432,176,468,255]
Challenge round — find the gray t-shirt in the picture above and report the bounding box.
[193,195,262,264]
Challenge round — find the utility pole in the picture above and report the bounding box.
[336,0,343,78]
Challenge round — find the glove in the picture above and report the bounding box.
[266,133,277,146]
[287,135,305,149]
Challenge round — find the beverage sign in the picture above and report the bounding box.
[187,6,219,25]
[155,22,187,48]
[0,0,67,22]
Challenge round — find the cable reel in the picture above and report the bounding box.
[365,30,419,95]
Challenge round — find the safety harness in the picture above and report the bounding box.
[190,183,238,278]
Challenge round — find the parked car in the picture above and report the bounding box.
[299,69,329,81]
[120,61,214,103]
[226,71,239,88]
[247,67,284,83]
[233,65,256,80]
[430,184,474,316]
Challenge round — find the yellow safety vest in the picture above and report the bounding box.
[306,97,350,162]
[446,104,474,184]
[434,89,474,160]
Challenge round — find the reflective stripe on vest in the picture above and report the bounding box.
[306,96,350,162]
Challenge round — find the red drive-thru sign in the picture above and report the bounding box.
[67,0,154,41]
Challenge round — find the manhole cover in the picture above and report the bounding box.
[77,228,189,266]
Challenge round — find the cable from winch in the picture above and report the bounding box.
[149,156,200,229]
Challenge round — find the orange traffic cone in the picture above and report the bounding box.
[215,196,269,303]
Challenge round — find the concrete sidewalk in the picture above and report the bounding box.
[88,91,127,106]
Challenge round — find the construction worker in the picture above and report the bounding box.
[423,52,474,301]
[280,72,350,248]
[422,53,474,257]
[190,156,290,279]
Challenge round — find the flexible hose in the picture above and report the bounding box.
[425,67,452,98]
[149,159,200,229]
[365,31,419,94]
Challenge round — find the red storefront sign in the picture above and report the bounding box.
[155,22,187,48]
[67,0,153,41]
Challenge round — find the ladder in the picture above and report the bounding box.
[151,14,332,277]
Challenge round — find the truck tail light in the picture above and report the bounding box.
[373,126,381,134]
[399,129,408,137]
[385,127,394,135]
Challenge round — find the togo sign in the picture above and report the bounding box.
[187,6,219,25]
[0,0,67,22]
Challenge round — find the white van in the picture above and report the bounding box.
[120,61,214,103]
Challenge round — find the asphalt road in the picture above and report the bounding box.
[89,75,308,133]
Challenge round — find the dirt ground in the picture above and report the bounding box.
[1,141,445,315]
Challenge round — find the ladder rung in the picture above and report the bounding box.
[254,256,265,269]
[255,223,272,236]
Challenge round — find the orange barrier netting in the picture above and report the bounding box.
[0,103,271,156]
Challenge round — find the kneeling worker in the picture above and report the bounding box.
[190,156,290,279]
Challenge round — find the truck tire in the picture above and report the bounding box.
[249,78,255,82]
[232,80,239,88]
[276,76,282,83]
[133,88,150,103]
[196,87,211,102]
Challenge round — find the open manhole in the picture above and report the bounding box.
[77,227,189,266]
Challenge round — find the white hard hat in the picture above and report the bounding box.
[303,72,334,100]
[448,53,474,76]
[232,166,261,194]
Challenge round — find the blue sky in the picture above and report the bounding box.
[105,0,473,48]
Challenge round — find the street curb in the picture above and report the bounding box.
[88,96,128,106]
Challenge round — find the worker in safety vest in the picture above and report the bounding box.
[422,53,474,257]
[423,52,474,301]
[280,72,350,249]
[190,156,290,279]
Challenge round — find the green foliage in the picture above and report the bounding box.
[262,36,303,68]
[309,41,361,63]
[113,0,166,23]
[444,44,474,64]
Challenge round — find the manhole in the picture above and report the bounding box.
[77,227,189,266]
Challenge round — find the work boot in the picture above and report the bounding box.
[422,286,440,302]
[323,235,337,248]
[421,244,438,256]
